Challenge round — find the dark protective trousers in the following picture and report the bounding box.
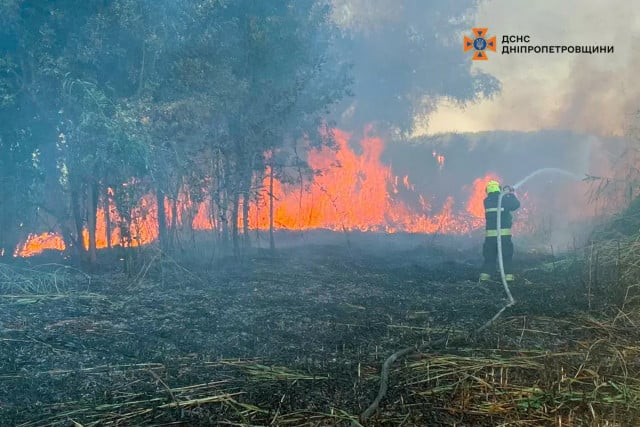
[482,236,514,274]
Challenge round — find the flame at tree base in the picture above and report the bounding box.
[14,233,66,258]
[244,129,491,234]
[14,128,526,258]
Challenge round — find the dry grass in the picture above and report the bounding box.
[13,359,352,427]
[4,240,640,426]
[394,315,640,426]
[0,263,91,295]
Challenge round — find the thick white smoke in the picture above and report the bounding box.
[417,0,640,138]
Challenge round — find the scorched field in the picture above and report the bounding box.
[1,234,639,427]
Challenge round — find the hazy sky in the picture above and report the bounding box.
[415,0,640,137]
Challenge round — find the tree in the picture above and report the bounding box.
[0,0,353,264]
[216,0,352,254]
[331,0,501,134]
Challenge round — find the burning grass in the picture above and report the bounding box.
[1,237,639,426]
[14,129,546,259]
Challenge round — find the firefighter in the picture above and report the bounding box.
[479,180,520,283]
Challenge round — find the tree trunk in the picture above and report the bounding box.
[170,180,180,251]
[170,198,178,249]
[0,190,19,259]
[70,185,86,258]
[231,188,240,256]
[0,221,19,260]
[269,165,275,251]
[156,187,168,252]
[60,224,82,264]
[105,189,112,250]
[87,181,98,266]
[242,184,250,249]
[213,153,230,252]
[120,211,134,277]
[219,187,229,250]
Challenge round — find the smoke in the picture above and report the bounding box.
[417,0,640,138]
[329,0,500,133]
[327,0,639,251]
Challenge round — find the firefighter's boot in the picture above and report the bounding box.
[478,272,491,282]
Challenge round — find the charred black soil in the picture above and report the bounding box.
[1,238,638,426]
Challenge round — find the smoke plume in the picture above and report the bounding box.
[418,0,640,138]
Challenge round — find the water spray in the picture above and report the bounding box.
[496,168,588,306]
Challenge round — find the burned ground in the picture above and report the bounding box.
[1,236,638,426]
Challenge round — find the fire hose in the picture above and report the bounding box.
[357,167,588,426]
[496,168,587,306]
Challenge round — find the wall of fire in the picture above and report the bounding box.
[15,128,624,257]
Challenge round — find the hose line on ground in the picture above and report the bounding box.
[357,167,588,426]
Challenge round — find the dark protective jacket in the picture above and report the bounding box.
[483,192,520,237]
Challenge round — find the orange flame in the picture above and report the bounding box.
[15,128,529,257]
[14,232,66,257]
[245,129,489,234]
[465,173,501,219]
[433,150,445,170]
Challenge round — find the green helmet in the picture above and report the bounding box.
[486,180,501,194]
